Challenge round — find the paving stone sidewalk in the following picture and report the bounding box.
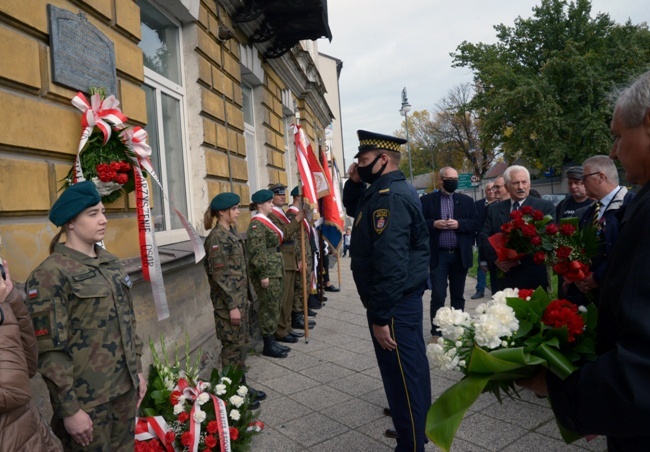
[248,256,606,451]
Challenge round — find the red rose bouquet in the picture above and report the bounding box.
[426,287,597,451]
[137,337,263,452]
[543,219,600,283]
[488,206,553,264]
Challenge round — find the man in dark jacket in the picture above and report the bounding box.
[344,130,431,452]
[480,165,555,291]
[519,70,650,451]
[472,182,496,299]
[421,167,479,339]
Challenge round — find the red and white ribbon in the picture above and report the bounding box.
[134,416,174,451]
[180,381,231,452]
[251,213,284,243]
[246,420,265,432]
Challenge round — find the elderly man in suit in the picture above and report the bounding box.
[519,69,650,452]
[421,166,479,340]
[480,165,555,292]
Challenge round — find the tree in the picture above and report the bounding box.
[452,0,650,167]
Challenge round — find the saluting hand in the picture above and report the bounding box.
[64,409,94,447]
[348,163,361,183]
[372,324,397,351]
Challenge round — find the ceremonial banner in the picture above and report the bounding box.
[293,125,329,208]
[319,147,343,250]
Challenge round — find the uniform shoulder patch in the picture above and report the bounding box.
[373,209,390,234]
[32,312,52,338]
[28,289,38,299]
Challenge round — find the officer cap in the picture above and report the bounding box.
[290,185,299,197]
[49,181,102,227]
[565,166,583,180]
[268,183,286,195]
[210,192,240,211]
[251,189,274,204]
[355,130,407,158]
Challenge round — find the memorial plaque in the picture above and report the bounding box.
[48,5,117,95]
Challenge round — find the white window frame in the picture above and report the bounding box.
[140,0,194,246]
[243,84,259,194]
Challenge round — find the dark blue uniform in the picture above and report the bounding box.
[344,170,431,452]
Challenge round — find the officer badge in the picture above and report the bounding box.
[373,209,390,234]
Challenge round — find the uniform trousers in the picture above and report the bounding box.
[276,270,297,338]
[52,387,137,452]
[254,277,284,336]
[430,250,468,336]
[368,290,431,452]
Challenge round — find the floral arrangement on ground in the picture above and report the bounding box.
[136,338,263,452]
[426,287,597,451]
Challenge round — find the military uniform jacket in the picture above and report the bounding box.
[204,224,249,311]
[247,216,284,280]
[343,171,430,325]
[269,208,301,271]
[287,206,314,269]
[26,244,143,419]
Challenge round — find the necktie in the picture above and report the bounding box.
[592,202,601,229]
[512,201,520,212]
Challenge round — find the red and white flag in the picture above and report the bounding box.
[319,147,343,249]
[293,125,329,208]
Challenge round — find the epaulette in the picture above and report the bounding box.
[379,188,390,195]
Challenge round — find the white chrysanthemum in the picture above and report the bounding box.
[237,386,248,397]
[229,395,244,408]
[434,308,471,341]
[215,384,227,396]
[485,303,519,334]
[173,403,184,415]
[426,343,461,371]
[230,409,240,421]
[221,377,232,385]
[197,392,210,405]
[193,409,206,423]
[474,311,517,350]
[492,288,519,305]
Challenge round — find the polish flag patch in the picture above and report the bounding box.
[28,289,38,299]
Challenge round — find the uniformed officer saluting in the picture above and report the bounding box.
[343,130,431,452]
[203,192,266,409]
[26,181,145,451]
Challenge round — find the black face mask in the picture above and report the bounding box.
[442,179,458,193]
[357,154,387,184]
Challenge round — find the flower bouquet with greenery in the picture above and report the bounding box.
[426,288,597,451]
[542,218,601,283]
[137,337,263,452]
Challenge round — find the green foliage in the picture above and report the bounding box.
[452,0,650,167]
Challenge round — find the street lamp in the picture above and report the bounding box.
[399,87,413,185]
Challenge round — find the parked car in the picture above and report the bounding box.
[542,193,567,206]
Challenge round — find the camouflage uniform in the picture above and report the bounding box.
[26,243,143,451]
[246,218,284,336]
[204,223,250,370]
[268,209,301,338]
[286,208,314,313]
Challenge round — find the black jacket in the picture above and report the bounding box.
[343,171,430,325]
[420,191,479,269]
[480,197,555,291]
[548,182,650,451]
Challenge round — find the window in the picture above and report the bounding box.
[138,0,189,236]
[242,84,259,193]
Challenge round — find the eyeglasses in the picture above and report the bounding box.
[582,172,601,179]
[492,184,504,190]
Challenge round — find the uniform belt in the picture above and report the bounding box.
[283,241,294,245]
[268,246,281,252]
[439,247,459,253]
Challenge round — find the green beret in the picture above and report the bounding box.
[290,185,299,197]
[49,181,101,227]
[251,189,273,204]
[210,192,240,211]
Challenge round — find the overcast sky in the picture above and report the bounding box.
[317,0,649,170]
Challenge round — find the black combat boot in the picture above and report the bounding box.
[241,374,266,409]
[291,312,315,330]
[262,335,289,358]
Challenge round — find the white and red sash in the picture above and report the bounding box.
[252,213,284,243]
[270,206,290,224]
[287,205,310,232]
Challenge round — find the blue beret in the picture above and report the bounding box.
[210,192,240,211]
[290,185,299,197]
[251,189,273,204]
[355,129,407,158]
[49,181,101,227]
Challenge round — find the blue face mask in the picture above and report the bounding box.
[357,154,387,184]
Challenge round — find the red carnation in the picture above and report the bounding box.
[98,171,113,183]
[556,246,573,260]
[120,161,131,172]
[553,262,570,275]
[533,251,546,265]
[531,210,544,221]
[518,289,534,300]
[181,431,192,447]
[164,431,176,444]
[204,435,218,449]
[178,411,189,423]
[559,224,576,236]
[116,173,129,184]
[521,205,533,215]
[230,427,239,441]
[521,224,537,237]
[110,161,122,171]
[510,210,524,220]
[207,420,219,434]
[545,224,558,235]
[542,299,585,342]
[501,223,514,233]
[531,236,542,246]
[512,218,525,229]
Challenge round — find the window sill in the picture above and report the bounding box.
[122,239,203,283]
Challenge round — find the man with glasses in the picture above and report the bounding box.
[491,175,510,202]
[421,167,479,341]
